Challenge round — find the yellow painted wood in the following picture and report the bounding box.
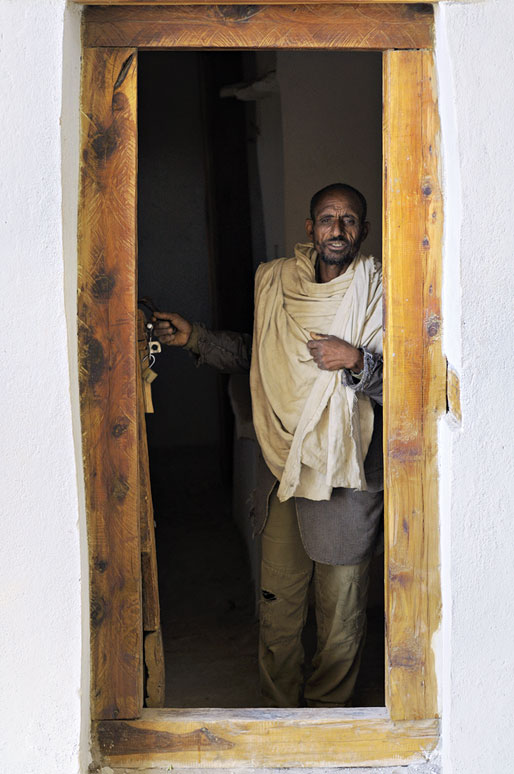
[96,708,439,768]
[83,4,433,51]
[383,49,443,721]
[78,47,142,720]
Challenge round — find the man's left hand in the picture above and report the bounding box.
[307,332,364,372]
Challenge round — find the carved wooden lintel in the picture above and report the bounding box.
[83,4,433,50]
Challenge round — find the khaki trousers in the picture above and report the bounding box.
[259,489,370,707]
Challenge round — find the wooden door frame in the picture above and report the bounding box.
[78,3,445,768]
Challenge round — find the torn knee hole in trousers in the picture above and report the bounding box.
[261,589,277,601]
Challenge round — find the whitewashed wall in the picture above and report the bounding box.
[0,1,85,773]
[436,1,514,772]
[1,1,514,773]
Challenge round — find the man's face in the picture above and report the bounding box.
[305,190,369,268]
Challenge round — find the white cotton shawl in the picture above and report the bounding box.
[250,243,383,502]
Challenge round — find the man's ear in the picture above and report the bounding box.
[360,221,370,242]
[305,218,314,241]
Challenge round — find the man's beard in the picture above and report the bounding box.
[318,241,358,267]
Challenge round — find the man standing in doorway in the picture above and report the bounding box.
[154,183,383,708]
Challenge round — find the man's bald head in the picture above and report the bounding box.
[310,183,367,224]
[305,183,370,277]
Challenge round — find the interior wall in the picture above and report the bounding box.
[250,52,286,262]
[250,52,382,263]
[277,52,383,259]
[138,53,219,449]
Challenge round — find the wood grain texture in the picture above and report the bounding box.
[137,312,161,632]
[144,629,166,707]
[383,49,443,721]
[78,47,142,720]
[141,551,160,631]
[83,4,433,50]
[78,0,442,4]
[96,708,439,768]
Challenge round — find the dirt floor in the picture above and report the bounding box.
[150,445,384,708]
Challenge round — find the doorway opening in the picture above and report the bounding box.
[138,49,384,709]
[80,6,443,761]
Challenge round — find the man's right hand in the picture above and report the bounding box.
[152,312,192,348]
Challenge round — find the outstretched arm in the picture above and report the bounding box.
[153,312,252,374]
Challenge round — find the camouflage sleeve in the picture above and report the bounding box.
[184,322,252,374]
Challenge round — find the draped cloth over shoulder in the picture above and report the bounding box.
[250,243,382,502]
